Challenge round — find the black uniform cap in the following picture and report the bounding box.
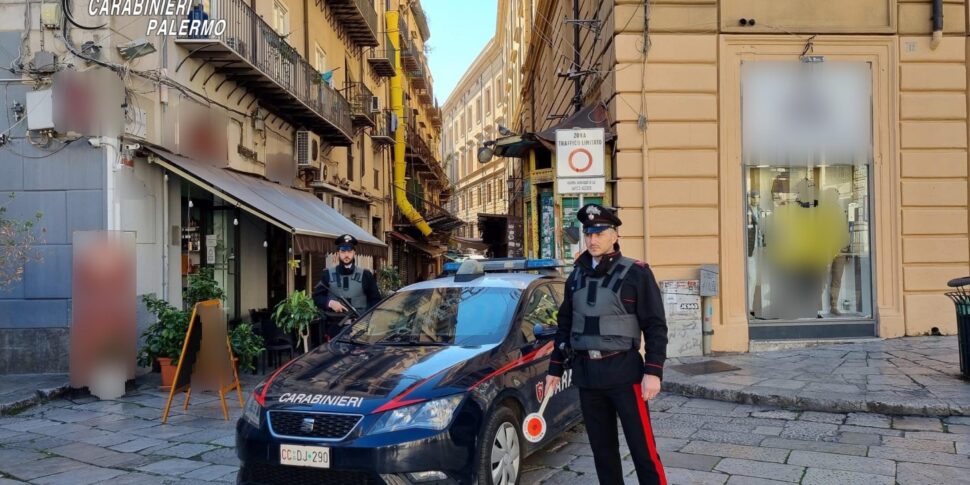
[577,204,622,234]
[336,234,358,250]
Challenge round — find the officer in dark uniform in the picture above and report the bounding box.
[312,234,382,321]
[545,204,668,485]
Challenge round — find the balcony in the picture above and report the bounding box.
[399,18,419,73]
[427,107,442,129]
[371,110,395,146]
[367,35,396,77]
[409,64,427,90]
[325,0,379,48]
[348,82,377,128]
[174,0,352,145]
[416,86,433,106]
[406,128,447,185]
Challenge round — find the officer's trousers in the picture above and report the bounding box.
[579,383,667,485]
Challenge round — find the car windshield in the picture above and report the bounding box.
[341,287,522,346]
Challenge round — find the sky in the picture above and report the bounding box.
[421,0,498,105]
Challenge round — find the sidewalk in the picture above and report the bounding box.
[0,374,69,415]
[664,336,970,416]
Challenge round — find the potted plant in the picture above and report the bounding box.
[230,322,265,374]
[138,294,190,388]
[183,267,226,308]
[272,290,318,353]
[377,266,403,295]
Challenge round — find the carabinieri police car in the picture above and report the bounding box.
[237,259,580,485]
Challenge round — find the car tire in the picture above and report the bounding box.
[476,405,522,485]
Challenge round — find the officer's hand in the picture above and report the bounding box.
[544,375,561,400]
[328,300,348,313]
[641,374,661,401]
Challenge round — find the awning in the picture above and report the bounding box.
[452,236,489,251]
[536,102,614,148]
[491,103,614,158]
[144,146,386,255]
[388,231,445,257]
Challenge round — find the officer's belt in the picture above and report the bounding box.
[575,350,626,360]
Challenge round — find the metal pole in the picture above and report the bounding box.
[572,0,582,114]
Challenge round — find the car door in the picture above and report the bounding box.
[517,283,576,435]
[544,281,581,429]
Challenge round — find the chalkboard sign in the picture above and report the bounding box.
[161,299,242,423]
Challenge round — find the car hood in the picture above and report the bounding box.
[260,341,500,414]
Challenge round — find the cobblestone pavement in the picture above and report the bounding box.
[3,377,970,484]
[665,336,970,417]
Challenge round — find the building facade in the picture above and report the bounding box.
[508,0,970,351]
[442,0,533,257]
[0,0,447,373]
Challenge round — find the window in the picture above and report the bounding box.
[347,146,354,181]
[360,137,366,179]
[477,186,482,206]
[343,287,523,346]
[314,44,327,73]
[475,98,481,121]
[486,182,492,203]
[495,77,503,104]
[374,167,379,188]
[485,89,492,115]
[521,285,558,343]
[272,0,289,35]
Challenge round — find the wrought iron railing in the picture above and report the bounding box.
[348,82,377,126]
[181,0,352,137]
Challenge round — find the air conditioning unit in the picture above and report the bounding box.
[332,196,343,214]
[369,96,381,113]
[295,130,321,168]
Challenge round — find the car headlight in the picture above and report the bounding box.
[242,393,262,427]
[370,394,464,434]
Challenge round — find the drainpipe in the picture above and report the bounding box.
[931,0,943,49]
[388,9,432,236]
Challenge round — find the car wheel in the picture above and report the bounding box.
[477,406,522,485]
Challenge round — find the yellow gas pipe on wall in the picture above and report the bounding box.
[388,9,432,237]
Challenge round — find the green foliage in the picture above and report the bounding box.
[376,266,403,295]
[230,322,265,373]
[138,294,191,367]
[0,193,43,289]
[273,290,319,353]
[183,267,226,308]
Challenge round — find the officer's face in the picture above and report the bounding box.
[338,249,356,265]
[584,228,618,257]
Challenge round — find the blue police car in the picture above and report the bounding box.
[236,259,581,485]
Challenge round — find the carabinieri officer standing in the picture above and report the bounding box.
[545,204,668,485]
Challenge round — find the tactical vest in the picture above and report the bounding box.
[328,265,367,310]
[570,256,642,352]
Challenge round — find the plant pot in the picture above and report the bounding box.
[89,362,127,400]
[158,357,177,389]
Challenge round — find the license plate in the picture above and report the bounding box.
[279,444,330,469]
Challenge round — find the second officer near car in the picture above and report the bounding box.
[312,234,382,336]
[545,204,668,485]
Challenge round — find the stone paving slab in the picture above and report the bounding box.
[665,336,970,417]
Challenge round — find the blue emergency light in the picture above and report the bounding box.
[443,258,562,274]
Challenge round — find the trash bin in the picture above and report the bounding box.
[945,276,970,378]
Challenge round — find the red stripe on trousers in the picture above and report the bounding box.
[633,383,668,485]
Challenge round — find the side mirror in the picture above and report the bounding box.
[533,323,557,339]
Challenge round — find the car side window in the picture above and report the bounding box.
[521,285,558,343]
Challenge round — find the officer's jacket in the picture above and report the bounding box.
[312,263,382,313]
[548,250,668,382]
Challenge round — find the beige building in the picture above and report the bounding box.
[506,0,970,351]
[442,0,533,256]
